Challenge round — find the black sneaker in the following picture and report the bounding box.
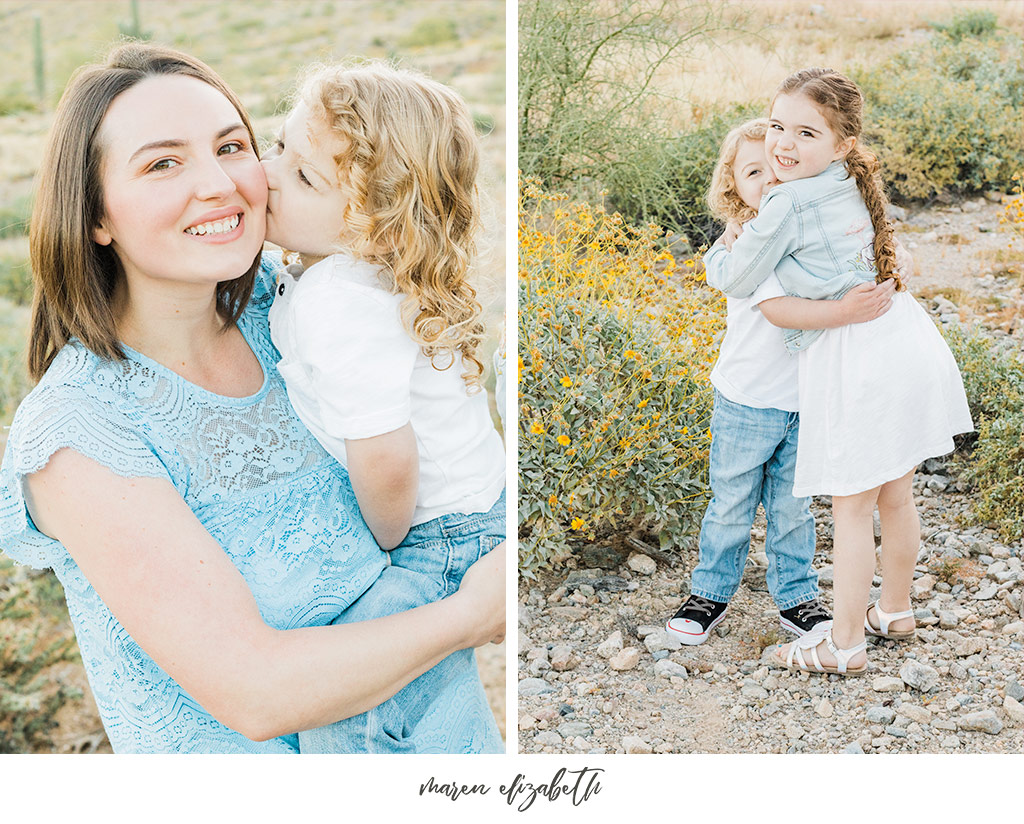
[666,595,729,645]
[779,598,832,637]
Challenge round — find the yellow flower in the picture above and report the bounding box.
[548,494,558,508]
[557,434,571,446]
[685,259,695,267]
[561,376,573,388]
[624,349,638,360]
[571,517,585,530]
[638,399,649,409]
[530,421,544,434]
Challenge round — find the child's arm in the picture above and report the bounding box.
[759,279,897,330]
[284,282,422,550]
[704,190,798,298]
[346,425,419,550]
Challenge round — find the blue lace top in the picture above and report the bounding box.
[0,254,387,753]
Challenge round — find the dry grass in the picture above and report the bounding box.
[635,0,1024,129]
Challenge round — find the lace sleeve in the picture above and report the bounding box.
[0,383,171,571]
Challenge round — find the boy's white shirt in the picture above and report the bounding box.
[709,272,800,412]
[268,251,505,526]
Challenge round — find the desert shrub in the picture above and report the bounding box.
[942,323,1024,543]
[604,103,762,248]
[942,323,1024,424]
[962,408,1024,544]
[0,196,32,240]
[519,0,745,241]
[0,251,32,306]
[398,16,459,48]
[518,179,725,575]
[856,30,1023,202]
[929,9,998,42]
[0,562,81,753]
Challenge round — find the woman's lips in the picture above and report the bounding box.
[183,212,245,243]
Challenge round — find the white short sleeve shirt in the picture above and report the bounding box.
[269,252,505,525]
[709,272,800,412]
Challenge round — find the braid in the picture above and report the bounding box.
[845,145,903,290]
[774,67,903,291]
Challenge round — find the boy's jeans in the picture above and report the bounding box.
[690,391,817,610]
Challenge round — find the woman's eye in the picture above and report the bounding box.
[748,169,761,177]
[149,158,179,172]
[298,169,313,187]
[219,141,244,155]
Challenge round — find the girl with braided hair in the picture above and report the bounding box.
[704,67,972,676]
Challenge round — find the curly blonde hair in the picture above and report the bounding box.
[706,118,769,224]
[298,61,485,389]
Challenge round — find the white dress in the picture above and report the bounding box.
[792,289,973,497]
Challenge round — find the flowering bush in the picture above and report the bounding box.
[518,178,726,575]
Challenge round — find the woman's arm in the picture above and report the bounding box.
[759,279,897,330]
[24,447,503,741]
[346,424,419,549]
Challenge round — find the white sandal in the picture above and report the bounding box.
[772,624,867,676]
[865,602,916,641]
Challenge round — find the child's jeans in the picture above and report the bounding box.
[297,490,506,753]
[690,391,817,610]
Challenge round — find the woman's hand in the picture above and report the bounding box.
[454,542,506,646]
[838,279,897,324]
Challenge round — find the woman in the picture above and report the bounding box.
[0,43,505,753]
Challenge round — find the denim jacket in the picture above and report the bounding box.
[704,160,877,352]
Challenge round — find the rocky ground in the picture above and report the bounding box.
[517,194,1024,754]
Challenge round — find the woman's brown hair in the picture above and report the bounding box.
[772,67,902,291]
[28,43,261,381]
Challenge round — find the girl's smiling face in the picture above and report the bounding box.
[765,92,855,182]
[93,74,266,289]
[733,138,779,211]
[261,101,350,265]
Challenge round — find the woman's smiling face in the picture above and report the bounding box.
[93,74,267,289]
[765,92,855,182]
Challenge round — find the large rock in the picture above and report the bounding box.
[519,678,555,697]
[597,630,624,659]
[958,710,1003,735]
[900,660,940,692]
[609,647,641,671]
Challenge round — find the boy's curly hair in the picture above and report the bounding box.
[299,60,485,389]
[706,118,769,224]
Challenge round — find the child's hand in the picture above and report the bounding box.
[839,279,896,324]
[722,221,744,250]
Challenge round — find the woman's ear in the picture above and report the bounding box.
[92,221,112,246]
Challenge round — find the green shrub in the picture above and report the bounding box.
[0,251,33,306]
[943,323,1024,543]
[398,16,459,49]
[518,0,742,244]
[604,103,761,248]
[963,408,1024,543]
[0,562,81,753]
[930,9,998,42]
[0,195,32,240]
[856,32,1023,202]
[942,323,1024,423]
[518,180,725,575]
